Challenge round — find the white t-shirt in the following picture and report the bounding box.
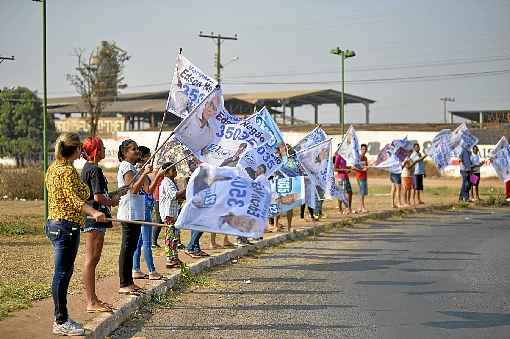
[117,161,145,221]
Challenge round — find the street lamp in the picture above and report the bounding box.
[331,47,355,136]
[32,0,49,219]
[440,97,455,123]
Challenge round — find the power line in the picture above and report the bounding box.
[0,55,15,64]
[198,31,238,83]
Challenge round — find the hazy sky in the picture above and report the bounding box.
[1,0,509,124]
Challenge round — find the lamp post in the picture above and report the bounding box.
[440,97,455,123]
[32,0,48,219]
[330,47,355,136]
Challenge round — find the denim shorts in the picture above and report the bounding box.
[390,173,402,185]
[82,219,107,234]
[357,179,368,196]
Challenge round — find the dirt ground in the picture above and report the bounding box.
[0,176,505,320]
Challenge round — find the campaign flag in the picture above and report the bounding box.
[450,123,478,157]
[255,107,285,149]
[296,138,335,201]
[490,136,509,158]
[278,156,305,178]
[268,176,305,217]
[173,88,269,167]
[175,163,271,238]
[336,125,361,166]
[293,126,327,153]
[166,54,218,118]
[373,138,413,172]
[154,137,199,177]
[237,143,284,179]
[491,145,510,182]
[426,129,453,171]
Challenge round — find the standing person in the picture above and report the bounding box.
[159,164,187,268]
[81,137,119,314]
[390,161,403,208]
[459,144,473,202]
[117,139,152,296]
[334,152,352,214]
[45,133,105,336]
[151,174,164,248]
[352,143,369,213]
[470,145,482,201]
[132,146,163,280]
[401,151,415,206]
[411,143,427,204]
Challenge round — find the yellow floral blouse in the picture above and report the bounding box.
[46,160,90,226]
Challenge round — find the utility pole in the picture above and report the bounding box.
[0,56,15,64]
[198,31,238,83]
[32,0,49,219]
[330,47,356,136]
[440,97,455,123]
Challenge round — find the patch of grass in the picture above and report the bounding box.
[0,216,43,236]
[0,282,50,320]
[485,194,508,207]
[0,166,44,200]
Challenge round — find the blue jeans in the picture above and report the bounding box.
[133,209,155,273]
[186,230,203,252]
[459,171,471,201]
[45,220,81,324]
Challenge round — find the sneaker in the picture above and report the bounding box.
[184,249,201,258]
[166,257,180,268]
[196,250,210,257]
[53,319,85,336]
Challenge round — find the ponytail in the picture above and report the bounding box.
[118,139,136,162]
[55,133,81,160]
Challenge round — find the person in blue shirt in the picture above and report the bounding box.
[410,143,427,204]
[459,145,472,202]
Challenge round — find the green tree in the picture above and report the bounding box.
[0,87,55,167]
[66,41,130,136]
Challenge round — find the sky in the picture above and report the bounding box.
[1,0,510,124]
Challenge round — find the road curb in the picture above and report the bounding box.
[84,202,457,338]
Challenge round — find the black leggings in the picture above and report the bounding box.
[119,222,141,288]
[300,204,314,219]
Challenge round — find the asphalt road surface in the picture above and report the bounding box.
[113,207,510,339]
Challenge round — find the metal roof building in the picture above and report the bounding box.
[449,110,510,128]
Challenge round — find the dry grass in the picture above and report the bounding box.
[0,176,506,320]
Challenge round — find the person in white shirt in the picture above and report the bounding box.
[470,145,482,201]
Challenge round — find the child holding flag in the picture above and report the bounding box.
[352,144,369,213]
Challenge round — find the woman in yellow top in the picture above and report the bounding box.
[45,132,105,337]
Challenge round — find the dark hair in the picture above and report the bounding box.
[118,139,136,161]
[360,144,367,149]
[55,133,81,160]
[162,161,176,172]
[138,146,151,158]
[257,164,267,174]
[414,143,420,148]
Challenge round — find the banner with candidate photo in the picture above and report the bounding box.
[268,176,305,217]
[173,89,270,168]
[256,107,285,149]
[427,129,453,171]
[491,145,510,182]
[154,137,199,177]
[336,125,361,167]
[296,138,335,200]
[490,136,509,158]
[293,126,328,153]
[175,164,271,238]
[450,123,478,157]
[373,138,413,172]
[166,54,218,118]
[237,143,284,179]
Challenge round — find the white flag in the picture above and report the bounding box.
[490,136,509,158]
[336,125,361,167]
[296,139,334,200]
[450,123,478,157]
[175,163,271,238]
[166,54,218,118]
[491,145,510,182]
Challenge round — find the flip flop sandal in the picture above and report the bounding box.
[86,305,114,313]
[132,272,149,279]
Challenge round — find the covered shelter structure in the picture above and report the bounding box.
[449,110,510,128]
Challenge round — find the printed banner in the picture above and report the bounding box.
[256,107,285,149]
[293,126,327,153]
[296,138,334,200]
[450,123,479,157]
[166,54,218,118]
[154,137,199,177]
[490,136,509,158]
[237,143,284,179]
[278,156,305,178]
[427,129,452,171]
[269,176,305,217]
[175,164,271,238]
[336,125,361,166]
[173,89,269,167]
[373,138,413,172]
[491,145,510,182]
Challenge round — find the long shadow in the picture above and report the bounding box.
[253,259,411,272]
[191,289,343,295]
[172,303,357,311]
[407,290,483,295]
[220,277,328,283]
[355,280,435,286]
[145,323,358,332]
[261,253,380,260]
[422,311,510,329]
[284,247,387,252]
[399,268,464,273]
[427,251,480,255]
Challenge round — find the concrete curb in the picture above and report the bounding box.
[84,202,457,338]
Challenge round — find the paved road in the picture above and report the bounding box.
[113,208,510,339]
